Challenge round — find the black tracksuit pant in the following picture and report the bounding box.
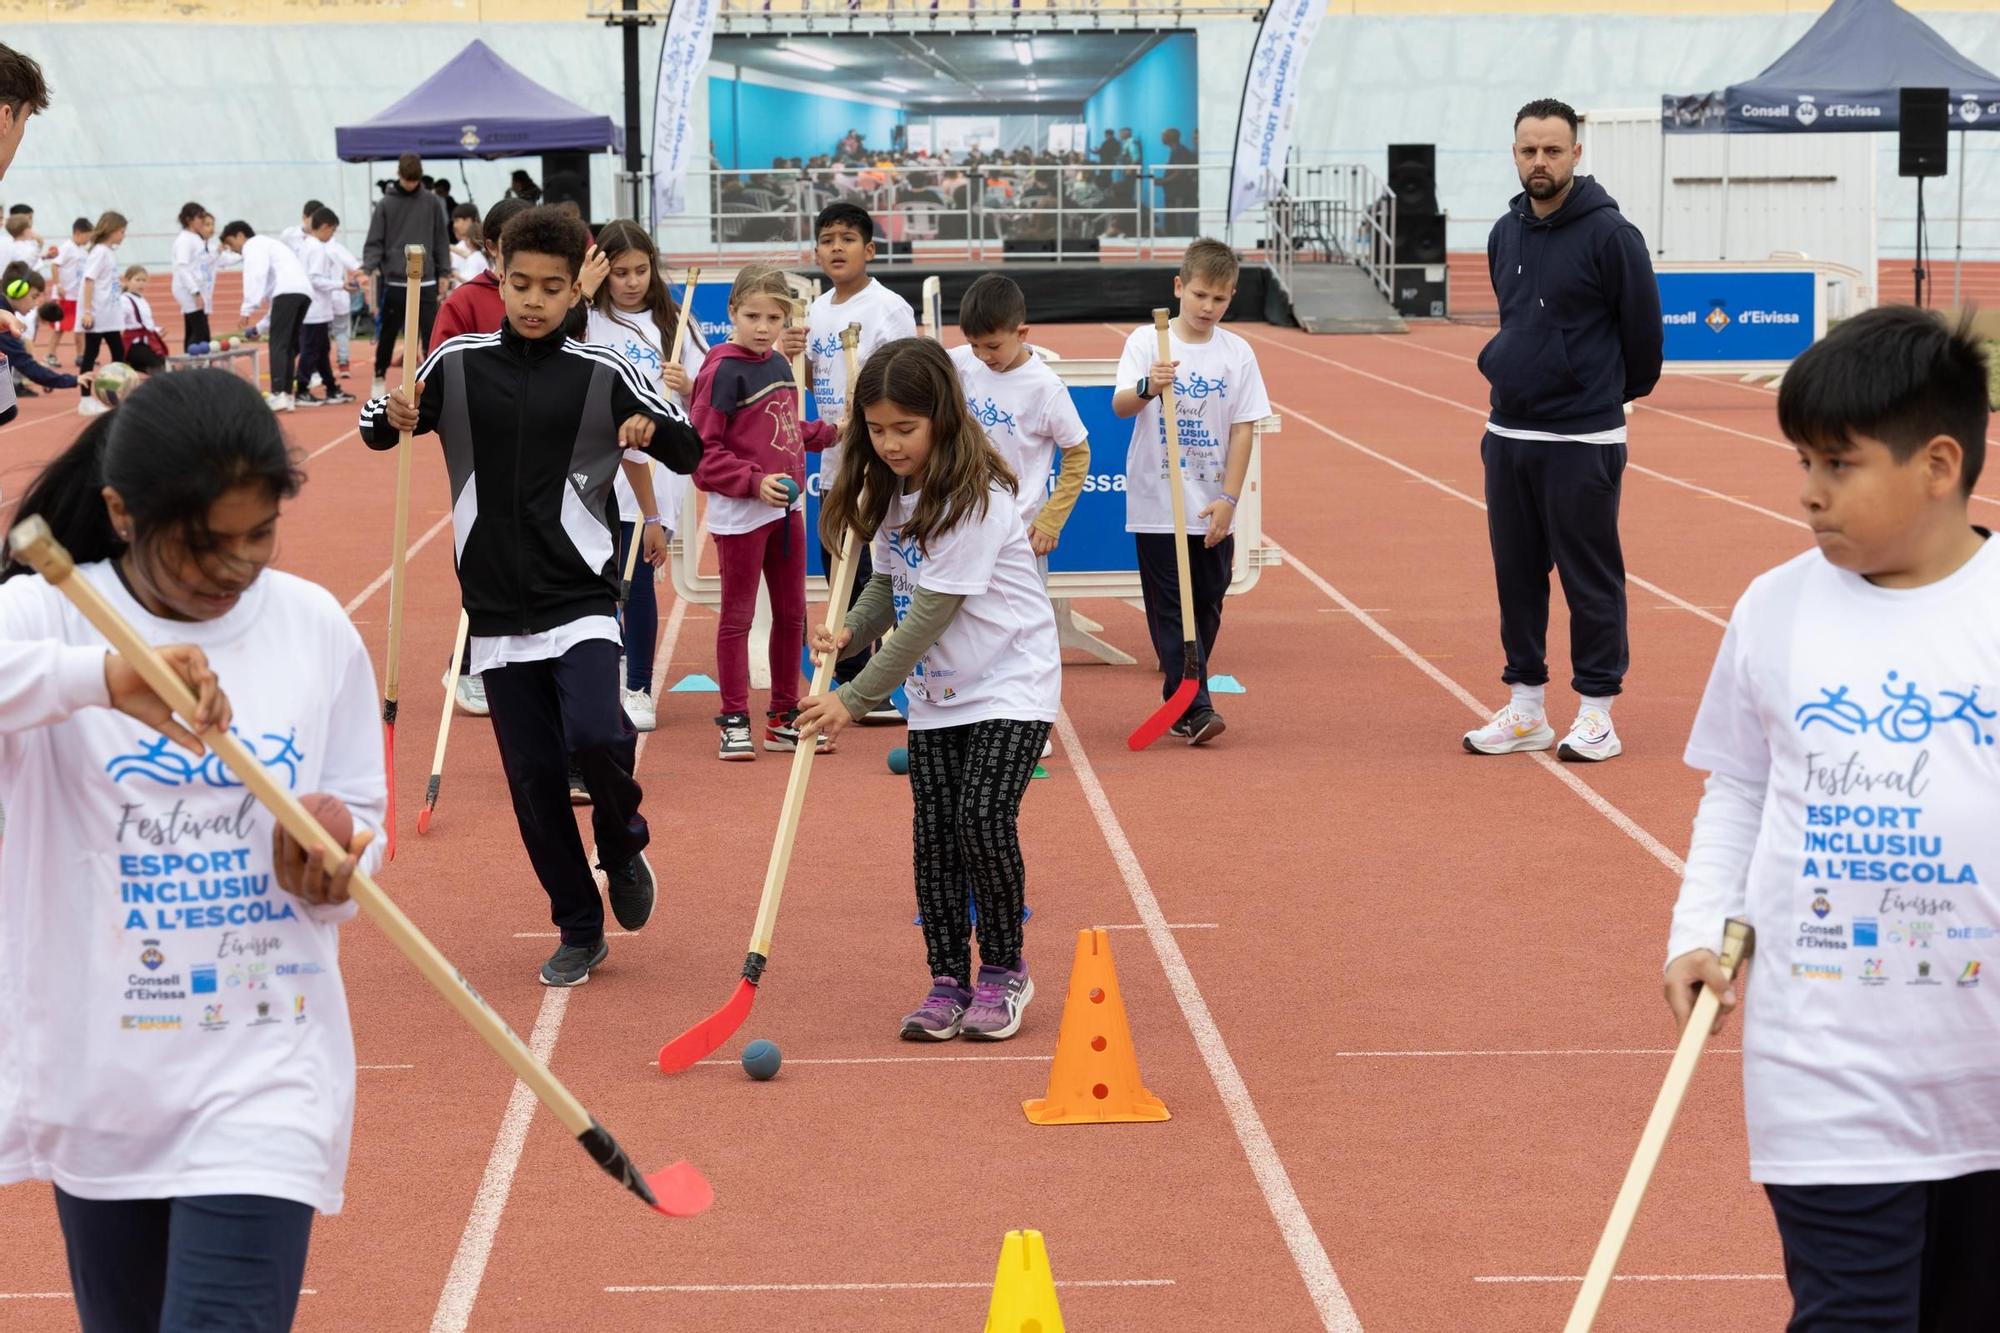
[182,311,210,351]
[1480,431,1628,698]
[375,282,439,377]
[266,293,310,401]
[481,637,648,946]
[1135,532,1233,717]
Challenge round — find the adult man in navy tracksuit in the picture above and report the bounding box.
[1463,97,1662,765]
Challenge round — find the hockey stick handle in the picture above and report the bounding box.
[1152,310,1198,641]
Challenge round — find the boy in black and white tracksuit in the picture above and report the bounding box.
[1467,145,1661,764]
[359,207,702,986]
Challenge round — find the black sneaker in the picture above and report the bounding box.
[568,763,591,805]
[1183,708,1226,746]
[604,850,656,931]
[540,937,609,987]
[1168,716,1194,739]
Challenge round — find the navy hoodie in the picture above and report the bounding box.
[1477,175,1663,436]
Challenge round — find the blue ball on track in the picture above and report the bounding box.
[742,1039,782,1081]
[887,746,909,775]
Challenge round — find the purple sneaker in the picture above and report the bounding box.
[962,963,1034,1040]
[900,976,972,1041]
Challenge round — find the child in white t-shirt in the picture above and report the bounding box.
[0,368,384,1332]
[803,201,916,693]
[76,212,129,387]
[798,336,1059,1043]
[170,201,212,353]
[578,220,705,734]
[449,204,488,291]
[297,207,354,407]
[949,273,1090,555]
[1112,238,1269,747]
[45,216,90,367]
[1666,307,2000,1327]
[119,265,164,344]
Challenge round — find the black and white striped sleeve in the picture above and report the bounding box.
[573,341,704,476]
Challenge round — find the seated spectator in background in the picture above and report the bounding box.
[838,128,865,161]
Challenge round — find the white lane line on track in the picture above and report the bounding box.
[605,1279,1176,1294]
[1055,711,1365,1333]
[1269,399,1727,630]
[1270,541,1688,879]
[429,575,690,1333]
[304,428,357,463]
[1474,1273,1781,1284]
[1337,1048,1739,1058]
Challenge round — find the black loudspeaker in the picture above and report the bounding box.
[1394,211,1447,266]
[1899,87,1948,178]
[1393,269,1449,320]
[541,151,592,217]
[1387,143,1438,216]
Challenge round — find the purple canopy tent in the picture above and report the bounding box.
[335,39,621,161]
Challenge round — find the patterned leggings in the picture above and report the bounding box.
[908,717,1051,987]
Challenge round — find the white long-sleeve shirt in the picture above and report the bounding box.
[170,229,207,314]
[0,562,386,1212]
[237,234,311,317]
[302,236,345,326]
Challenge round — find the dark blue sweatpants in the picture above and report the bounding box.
[1766,1169,2000,1331]
[54,1187,314,1333]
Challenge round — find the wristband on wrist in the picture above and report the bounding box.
[642,516,663,527]
[1218,492,1239,506]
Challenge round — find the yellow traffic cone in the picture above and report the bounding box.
[984,1229,1064,1333]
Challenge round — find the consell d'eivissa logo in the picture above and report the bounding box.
[1663,306,1802,330]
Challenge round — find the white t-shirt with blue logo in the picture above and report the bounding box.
[588,304,705,529]
[1672,537,2000,1185]
[948,345,1087,530]
[806,279,917,486]
[872,483,1061,730]
[1116,323,1269,537]
[0,562,387,1213]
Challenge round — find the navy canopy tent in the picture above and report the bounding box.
[335,40,620,161]
[1663,0,2000,134]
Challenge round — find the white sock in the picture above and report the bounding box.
[1580,694,1614,716]
[1509,683,1546,717]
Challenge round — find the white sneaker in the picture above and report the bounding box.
[449,671,488,717]
[1462,704,1555,755]
[1041,736,1053,759]
[370,376,387,400]
[623,687,656,732]
[76,397,109,417]
[1558,707,1622,762]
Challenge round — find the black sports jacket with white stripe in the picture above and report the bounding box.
[358,321,702,638]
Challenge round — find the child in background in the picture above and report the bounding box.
[803,201,916,695]
[280,199,322,260]
[797,337,1059,1041]
[219,220,313,413]
[4,210,39,276]
[119,266,167,357]
[1666,308,2000,1328]
[0,369,384,1333]
[449,203,488,291]
[361,205,703,987]
[690,264,834,761]
[44,215,88,368]
[170,201,211,352]
[1111,237,1268,747]
[577,219,702,734]
[297,207,353,407]
[75,211,128,388]
[1,265,74,395]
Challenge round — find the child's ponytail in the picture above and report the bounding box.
[1,414,120,581]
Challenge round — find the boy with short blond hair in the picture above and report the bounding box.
[1111,237,1268,745]
[1667,306,2000,1327]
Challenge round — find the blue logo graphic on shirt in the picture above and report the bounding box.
[619,338,662,374]
[886,528,925,572]
[808,333,842,362]
[106,728,305,789]
[1794,672,1997,747]
[1175,372,1228,401]
[967,395,1018,436]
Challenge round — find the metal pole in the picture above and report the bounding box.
[621,0,643,223]
[1954,128,1966,310]
[1655,123,1668,256]
[1719,132,1730,260]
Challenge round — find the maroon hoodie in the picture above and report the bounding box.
[690,340,834,500]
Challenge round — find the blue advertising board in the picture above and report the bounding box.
[1657,269,1816,365]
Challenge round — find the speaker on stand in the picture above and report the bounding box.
[541,150,593,227]
[1898,87,1948,307]
[1387,143,1449,317]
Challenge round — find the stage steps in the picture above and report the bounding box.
[1283,264,1407,335]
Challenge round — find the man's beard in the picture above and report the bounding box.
[1524,171,1569,200]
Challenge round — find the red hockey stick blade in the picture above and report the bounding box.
[657,976,757,1074]
[417,775,440,836]
[1127,677,1199,751]
[382,722,399,861]
[644,1161,717,1218]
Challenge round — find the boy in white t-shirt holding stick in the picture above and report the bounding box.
[1665,306,2000,1327]
[804,201,916,700]
[1111,238,1269,747]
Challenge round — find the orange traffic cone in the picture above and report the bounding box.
[1024,928,1169,1125]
